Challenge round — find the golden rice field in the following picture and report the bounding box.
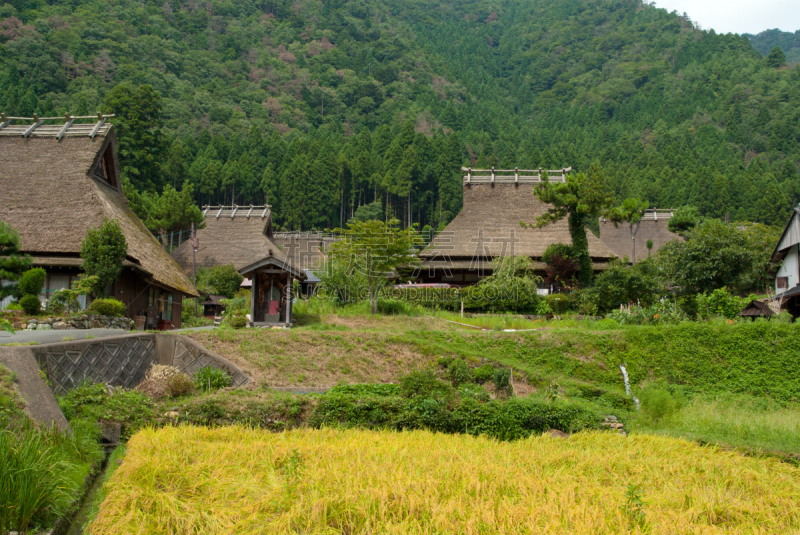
[90,426,800,535]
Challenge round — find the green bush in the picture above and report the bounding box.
[18,295,40,315]
[195,365,232,391]
[17,268,46,297]
[4,301,22,311]
[472,364,494,384]
[309,393,603,440]
[457,384,491,402]
[399,370,454,401]
[639,386,686,423]
[545,293,571,314]
[493,367,512,392]
[223,314,247,329]
[696,288,748,320]
[87,298,127,317]
[166,374,195,398]
[447,359,473,387]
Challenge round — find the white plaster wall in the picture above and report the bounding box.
[776,245,799,292]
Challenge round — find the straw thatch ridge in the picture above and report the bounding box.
[0,129,198,296]
[420,183,616,262]
[171,208,301,275]
[598,219,683,262]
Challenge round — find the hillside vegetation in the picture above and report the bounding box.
[746,29,800,64]
[90,426,800,534]
[1,0,798,230]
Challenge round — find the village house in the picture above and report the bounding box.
[0,114,199,329]
[770,206,800,318]
[598,209,682,263]
[171,206,306,326]
[417,167,616,286]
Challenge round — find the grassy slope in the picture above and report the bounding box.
[190,314,800,400]
[185,314,800,456]
[91,426,800,535]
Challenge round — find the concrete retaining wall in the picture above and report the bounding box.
[0,333,251,430]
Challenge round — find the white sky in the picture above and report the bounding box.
[651,0,800,35]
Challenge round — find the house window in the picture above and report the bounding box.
[164,293,173,321]
[777,277,789,290]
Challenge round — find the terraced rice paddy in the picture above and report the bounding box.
[90,426,800,534]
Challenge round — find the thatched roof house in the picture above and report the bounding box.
[171,206,306,326]
[172,206,298,274]
[598,209,683,263]
[418,168,615,285]
[0,115,198,328]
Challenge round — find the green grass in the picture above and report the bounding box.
[632,394,800,457]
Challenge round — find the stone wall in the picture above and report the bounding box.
[19,314,134,331]
[0,333,251,429]
[28,333,250,395]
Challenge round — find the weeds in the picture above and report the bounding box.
[194,365,232,392]
[621,484,647,530]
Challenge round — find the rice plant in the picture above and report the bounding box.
[91,426,800,534]
[0,425,76,533]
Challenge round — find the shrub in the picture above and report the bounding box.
[87,298,127,317]
[545,293,571,314]
[399,370,454,401]
[18,294,40,315]
[472,364,494,384]
[167,374,195,398]
[18,268,46,296]
[447,359,472,387]
[4,301,22,311]
[639,386,685,423]
[457,384,490,402]
[696,288,748,320]
[493,367,511,393]
[223,314,247,329]
[195,366,232,392]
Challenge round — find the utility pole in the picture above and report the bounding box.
[192,223,198,317]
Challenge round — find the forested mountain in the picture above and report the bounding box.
[746,29,800,65]
[1,0,799,233]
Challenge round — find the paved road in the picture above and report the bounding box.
[0,325,218,345]
[0,328,132,345]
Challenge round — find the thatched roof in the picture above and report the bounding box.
[738,300,775,317]
[171,206,300,275]
[272,231,337,271]
[0,127,198,297]
[200,295,225,306]
[598,212,683,263]
[420,183,615,262]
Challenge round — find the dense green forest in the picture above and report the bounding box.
[746,29,800,65]
[1,0,799,233]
